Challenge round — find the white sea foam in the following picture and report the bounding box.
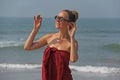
[0,63,41,69]
[70,65,120,74]
[0,41,23,48]
[0,63,120,74]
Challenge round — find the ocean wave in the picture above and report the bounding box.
[0,41,23,48]
[70,65,120,74]
[103,43,120,52]
[0,63,120,74]
[0,63,41,69]
[79,30,120,33]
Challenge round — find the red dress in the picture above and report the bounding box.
[42,46,73,80]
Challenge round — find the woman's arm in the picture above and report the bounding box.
[24,15,48,50]
[24,29,50,50]
[68,22,78,62]
[70,38,78,62]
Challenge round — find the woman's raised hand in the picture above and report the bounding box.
[34,15,42,31]
[68,22,77,38]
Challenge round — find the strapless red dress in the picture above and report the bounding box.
[42,46,73,80]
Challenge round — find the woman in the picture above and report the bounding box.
[24,10,79,80]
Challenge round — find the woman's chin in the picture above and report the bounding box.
[55,26,59,29]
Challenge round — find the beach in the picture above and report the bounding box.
[0,66,120,80]
[0,17,120,80]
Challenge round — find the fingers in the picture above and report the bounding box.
[68,22,76,30]
[34,15,42,28]
[34,16,36,21]
[34,15,42,21]
[34,16,36,27]
[37,15,41,19]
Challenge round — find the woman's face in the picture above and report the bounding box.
[55,11,69,30]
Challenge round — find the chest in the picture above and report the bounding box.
[47,38,71,52]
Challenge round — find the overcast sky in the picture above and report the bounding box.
[0,0,120,18]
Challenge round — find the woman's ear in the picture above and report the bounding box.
[68,22,74,30]
[67,23,70,30]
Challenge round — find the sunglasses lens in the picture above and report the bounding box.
[59,18,63,22]
[54,15,69,22]
[54,16,56,19]
[55,16,61,21]
[55,16,58,20]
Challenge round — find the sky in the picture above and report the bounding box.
[0,0,120,18]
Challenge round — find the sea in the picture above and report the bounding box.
[0,17,120,80]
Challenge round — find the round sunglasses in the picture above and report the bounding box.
[54,15,70,22]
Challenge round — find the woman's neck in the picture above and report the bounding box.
[58,30,69,40]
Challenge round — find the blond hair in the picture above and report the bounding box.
[63,10,79,22]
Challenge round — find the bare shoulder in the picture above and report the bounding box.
[37,33,54,42]
[75,39,78,46]
[45,32,58,38]
[72,39,78,49]
[42,33,57,41]
[44,33,54,38]
[75,39,78,44]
